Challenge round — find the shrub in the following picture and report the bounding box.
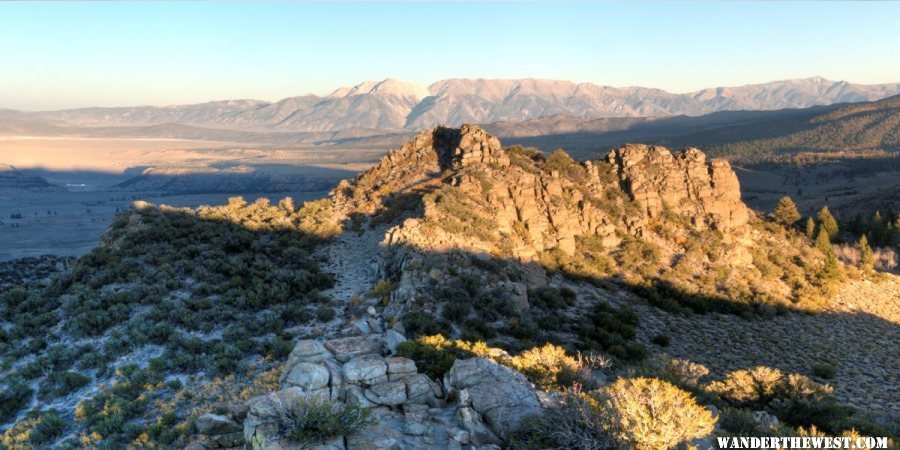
[1,408,67,448]
[395,335,494,379]
[600,377,716,450]
[0,381,33,423]
[401,311,448,338]
[315,305,336,322]
[707,366,787,405]
[278,400,370,444]
[512,390,614,450]
[707,366,845,430]
[717,407,780,436]
[651,334,670,347]
[369,280,395,306]
[811,363,837,380]
[40,371,92,398]
[509,344,584,390]
[580,302,645,361]
[441,302,471,322]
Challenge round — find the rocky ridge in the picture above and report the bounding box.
[335,125,749,258]
[327,125,765,322]
[194,329,551,450]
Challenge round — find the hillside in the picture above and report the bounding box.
[18,77,900,133]
[0,164,62,193]
[497,94,900,161]
[1,127,897,449]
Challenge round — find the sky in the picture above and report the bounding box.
[1,2,899,110]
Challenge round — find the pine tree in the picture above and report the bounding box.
[870,211,886,246]
[815,227,832,254]
[820,250,845,282]
[773,196,801,228]
[817,206,839,240]
[857,234,874,272]
[805,217,816,239]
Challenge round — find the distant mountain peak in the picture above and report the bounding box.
[329,78,430,100]
[22,77,900,132]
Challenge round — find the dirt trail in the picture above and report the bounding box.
[319,224,390,303]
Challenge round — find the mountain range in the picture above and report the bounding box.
[14,77,900,133]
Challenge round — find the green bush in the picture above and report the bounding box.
[401,311,448,338]
[0,381,33,423]
[651,334,670,347]
[511,391,613,449]
[1,408,67,448]
[580,302,645,361]
[279,400,371,444]
[315,305,336,322]
[811,363,837,379]
[40,370,92,398]
[397,337,473,379]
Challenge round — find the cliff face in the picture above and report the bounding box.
[607,144,749,232]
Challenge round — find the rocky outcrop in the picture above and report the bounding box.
[236,332,540,449]
[444,358,554,440]
[333,126,752,319]
[607,145,749,231]
[345,126,749,261]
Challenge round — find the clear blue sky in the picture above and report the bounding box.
[2,1,899,110]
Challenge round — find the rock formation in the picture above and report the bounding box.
[607,144,749,231]
[328,125,756,319]
[192,329,547,449]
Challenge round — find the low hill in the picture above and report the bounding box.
[0,164,62,193]
[494,95,900,161]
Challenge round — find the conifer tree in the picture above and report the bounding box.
[857,234,874,272]
[815,227,832,254]
[773,196,801,228]
[805,217,816,239]
[820,250,845,282]
[817,206,839,240]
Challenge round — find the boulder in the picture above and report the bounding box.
[752,410,779,429]
[282,362,330,390]
[385,356,416,381]
[325,335,383,363]
[285,340,330,366]
[457,406,502,445]
[384,330,406,355]
[404,373,442,405]
[343,354,388,385]
[196,413,241,435]
[208,431,244,448]
[244,387,306,448]
[345,385,377,408]
[364,381,408,406]
[444,358,550,439]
